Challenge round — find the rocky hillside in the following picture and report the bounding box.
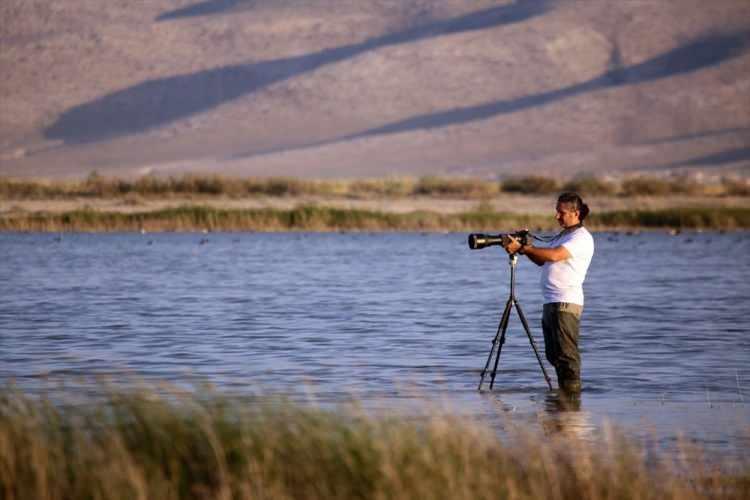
[1,0,749,178]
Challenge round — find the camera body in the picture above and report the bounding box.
[467,230,530,250]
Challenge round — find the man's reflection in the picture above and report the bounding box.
[539,391,595,440]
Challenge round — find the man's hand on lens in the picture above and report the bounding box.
[503,235,523,255]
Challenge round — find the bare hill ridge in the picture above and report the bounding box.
[1,0,749,178]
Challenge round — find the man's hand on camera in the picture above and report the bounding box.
[503,235,523,255]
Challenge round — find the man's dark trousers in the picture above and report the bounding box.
[542,302,582,392]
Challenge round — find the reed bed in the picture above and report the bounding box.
[0,385,747,500]
[1,174,748,200]
[1,205,749,232]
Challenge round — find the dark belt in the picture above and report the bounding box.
[543,302,583,318]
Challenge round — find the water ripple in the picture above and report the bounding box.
[1,231,749,450]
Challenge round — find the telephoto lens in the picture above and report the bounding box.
[468,233,507,250]
[468,230,530,250]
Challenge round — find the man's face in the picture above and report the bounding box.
[555,202,580,228]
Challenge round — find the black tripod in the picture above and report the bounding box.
[478,254,553,391]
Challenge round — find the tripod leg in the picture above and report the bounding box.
[514,299,553,390]
[478,297,513,391]
[488,297,513,390]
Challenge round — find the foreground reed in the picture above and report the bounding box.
[1,386,747,500]
[1,205,749,232]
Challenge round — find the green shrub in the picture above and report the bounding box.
[501,176,559,194]
[620,177,666,196]
[242,177,311,196]
[414,176,499,198]
[562,177,617,196]
[348,178,414,197]
[0,178,54,198]
[722,177,750,196]
[134,176,171,195]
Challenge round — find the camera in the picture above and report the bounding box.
[467,230,531,250]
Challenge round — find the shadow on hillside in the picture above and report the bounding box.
[640,126,750,145]
[156,0,253,22]
[335,31,750,142]
[44,0,550,144]
[635,146,750,171]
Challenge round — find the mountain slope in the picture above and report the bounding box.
[1,0,749,178]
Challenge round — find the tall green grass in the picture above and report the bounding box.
[2,174,747,200]
[1,385,747,500]
[592,207,750,230]
[0,206,543,232]
[1,206,749,232]
[0,175,498,200]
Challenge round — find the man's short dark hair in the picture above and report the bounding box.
[558,192,590,221]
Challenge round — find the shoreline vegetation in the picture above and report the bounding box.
[2,205,750,232]
[2,174,750,231]
[3,173,750,199]
[1,386,748,500]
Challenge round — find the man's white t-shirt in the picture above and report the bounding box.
[540,226,594,306]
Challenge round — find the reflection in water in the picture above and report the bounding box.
[539,391,596,441]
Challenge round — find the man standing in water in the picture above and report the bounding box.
[503,192,594,393]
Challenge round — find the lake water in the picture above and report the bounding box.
[1,231,749,455]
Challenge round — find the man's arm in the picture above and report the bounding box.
[504,237,571,266]
[520,244,571,266]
